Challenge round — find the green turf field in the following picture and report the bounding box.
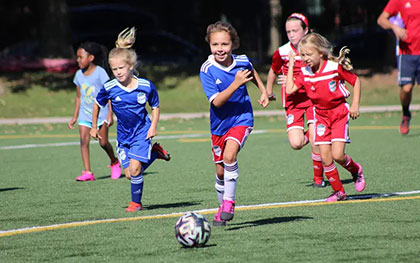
[1,112,420,262]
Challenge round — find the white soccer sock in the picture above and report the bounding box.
[215,174,224,205]
[223,161,238,201]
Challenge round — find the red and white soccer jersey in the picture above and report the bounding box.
[384,0,420,55]
[295,60,358,110]
[271,42,312,109]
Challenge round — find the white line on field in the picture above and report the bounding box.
[1,190,419,238]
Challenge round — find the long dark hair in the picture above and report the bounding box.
[78,41,111,76]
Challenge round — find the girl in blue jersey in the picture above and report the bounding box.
[200,21,269,226]
[68,42,121,181]
[90,28,170,212]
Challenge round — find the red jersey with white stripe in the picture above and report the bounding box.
[295,60,358,110]
[384,0,420,55]
[271,42,311,109]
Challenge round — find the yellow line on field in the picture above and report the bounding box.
[1,195,419,238]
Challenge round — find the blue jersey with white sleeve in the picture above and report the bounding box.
[95,76,159,145]
[73,65,110,123]
[199,54,254,135]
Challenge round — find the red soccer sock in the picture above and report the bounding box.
[323,163,344,192]
[312,152,324,183]
[341,155,359,174]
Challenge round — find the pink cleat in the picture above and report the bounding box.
[76,171,95,181]
[326,191,347,202]
[152,142,171,161]
[213,205,226,227]
[352,163,365,192]
[400,116,410,135]
[220,200,235,221]
[125,201,142,212]
[110,161,122,180]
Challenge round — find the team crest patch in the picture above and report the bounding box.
[137,92,146,104]
[118,149,127,161]
[287,114,295,125]
[316,124,326,136]
[213,146,222,157]
[328,81,336,92]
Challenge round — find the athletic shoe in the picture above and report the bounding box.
[352,163,366,192]
[312,180,326,188]
[213,206,226,227]
[220,200,235,221]
[125,201,142,212]
[152,142,171,161]
[400,116,411,135]
[326,191,347,202]
[110,161,122,180]
[76,171,95,181]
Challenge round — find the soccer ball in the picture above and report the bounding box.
[174,212,211,247]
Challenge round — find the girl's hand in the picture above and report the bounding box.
[146,127,157,139]
[259,92,269,108]
[234,69,253,86]
[90,128,102,140]
[68,118,76,129]
[107,115,114,127]
[349,104,360,119]
[277,75,286,85]
[287,51,296,66]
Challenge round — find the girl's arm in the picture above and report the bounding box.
[266,68,277,101]
[68,86,81,129]
[147,106,160,139]
[90,103,101,139]
[285,52,299,94]
[106,100,114,127]
[349,77,361,119]
[212,69,253,108]
[251,69,269,108]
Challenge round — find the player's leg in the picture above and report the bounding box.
[286,107,306,149]
[287,129,306,149]
[220,139,240,221]
[307,107,325,187]
[213,163,226,227]
[76,124,94,181]
[319,144,346,202]
[126,159,144,212]
[398,54,417,134]
[98,123,121,179]
[220,126,252,221]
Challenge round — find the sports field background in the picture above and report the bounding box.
[1,112,420,262]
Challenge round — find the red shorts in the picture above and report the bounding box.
[313,103,350,145]
[285,105,315,132]
[211,126,253,163]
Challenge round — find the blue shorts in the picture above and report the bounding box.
[116,139,152,169]
[398,55,420,86]
[78,120,107,129]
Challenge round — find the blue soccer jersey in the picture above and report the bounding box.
[73,66,110,124]
[199,54,254,135]
[95,76,159,145]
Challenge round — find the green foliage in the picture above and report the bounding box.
[1,113,420,262]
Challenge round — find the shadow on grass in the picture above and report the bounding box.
[226,216,313,231]
[0,187,25,192]
[96,172,157,180]
[144,201,201,210]
[179,244,217,249]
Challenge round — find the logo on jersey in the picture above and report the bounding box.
[328,81,336,92]
[115,96,122,101]
[311,86,315,91]
[137,92,146,104]
[215,79,222,84]
[118,149,127,161]
[213,145,222,157]
[287,114,295,125]
[316,124,326,136]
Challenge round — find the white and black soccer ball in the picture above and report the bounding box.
[175,212,211,247]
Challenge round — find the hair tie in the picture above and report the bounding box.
[288,13,309,27]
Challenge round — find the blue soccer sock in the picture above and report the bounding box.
[131,174,144,204]
[141,151,158,173]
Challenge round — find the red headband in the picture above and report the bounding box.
[288,13,309,27]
